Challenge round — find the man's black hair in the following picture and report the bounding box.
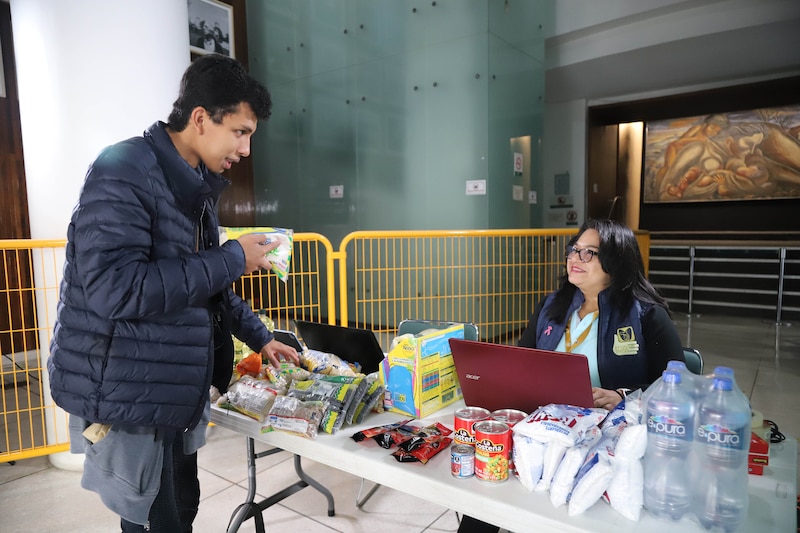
[167,54,271,131]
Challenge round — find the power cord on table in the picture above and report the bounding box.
[763,419,786,444]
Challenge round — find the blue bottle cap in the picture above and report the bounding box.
[663,370,681,384]
[713,376,733,391]
[714,366,734,378]
[667,360,687,370]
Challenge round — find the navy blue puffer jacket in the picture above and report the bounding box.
[49,122,273,430]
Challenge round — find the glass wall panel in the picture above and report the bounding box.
[249,0,548,243]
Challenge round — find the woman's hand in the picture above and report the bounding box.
[592,387,623,411]
[259,338,301,368]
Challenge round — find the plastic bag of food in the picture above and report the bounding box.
[219,226,294,282]
[267,395,324,439]
[300,349,360,376]
[351,378,385,424]
[220,376,282,422]
[264,362,311,390]
[308,374,368,426]
[287,378,357,434]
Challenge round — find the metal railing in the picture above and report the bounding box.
[1,228,650,462]
[649,244,800,324]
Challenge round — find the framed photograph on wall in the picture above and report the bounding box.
[188,0,234,58]
[643,104,800,203]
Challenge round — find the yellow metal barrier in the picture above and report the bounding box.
[0,233,334,462]
[338,229,578,350]
[0,239,69,462]
[1,228,650,462]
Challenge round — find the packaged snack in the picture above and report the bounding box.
[391,422,454,464]
[308,374,368,426]
[351,378,385,424]
[220,376,282,422]
[267,395,324,439]
[287,378,357,434]
[219,226,294,282]
[351,420,414,448]
[301,349,360,376]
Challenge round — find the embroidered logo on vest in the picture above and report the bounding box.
[613,326,640,355]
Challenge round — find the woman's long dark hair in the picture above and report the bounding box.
[546,219,669,323]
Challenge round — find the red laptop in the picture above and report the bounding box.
[448,338,595,413]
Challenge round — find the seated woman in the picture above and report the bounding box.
[458,218,685,533]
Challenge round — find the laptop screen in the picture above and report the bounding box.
[293,320,385,374]
[449,338,595,413]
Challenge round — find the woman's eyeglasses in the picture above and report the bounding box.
[565,245,599,263]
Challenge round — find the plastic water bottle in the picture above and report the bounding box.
[667,359,702,398]
[643,370,694,521]
[701,366,744,399]
[691,376,751,532]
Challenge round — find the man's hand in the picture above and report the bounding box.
[259,338,301,368]
[592,387,622,411]
[237,233,279,275]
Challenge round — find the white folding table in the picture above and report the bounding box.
[211,400,797,533]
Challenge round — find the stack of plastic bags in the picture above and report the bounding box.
[511,391,648,521]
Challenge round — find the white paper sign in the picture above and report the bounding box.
[528,191,538,204]
[514,152,524,175]
[512,185,524,201]
[329,185,344,199]
[466,180,486,196]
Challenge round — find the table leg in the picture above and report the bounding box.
[224,437,337,531]
[355,478,381,509]
[293,454,336,516]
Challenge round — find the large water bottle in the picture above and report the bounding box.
[691,376,751,532]
[667,359,702,398]
[643,370,695,521]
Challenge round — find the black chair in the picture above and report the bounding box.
[683,347,703,374]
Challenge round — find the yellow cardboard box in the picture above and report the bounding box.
[379,324,464,418]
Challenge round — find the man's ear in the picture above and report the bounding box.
[188,106,208,133]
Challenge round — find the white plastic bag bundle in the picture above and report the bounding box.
[513,404,608,447]
[536,441,567,491]
[512,433,545,492]
[603,423,647,521]
[549,426,602,508]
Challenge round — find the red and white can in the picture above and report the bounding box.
[474,420,511,482]
[453,406,490,447]
[491,409,527,473]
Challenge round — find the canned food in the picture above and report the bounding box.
[454,406,490,446]
[491,409,527,473]
[474,420,511,482]
[451,444,475,478]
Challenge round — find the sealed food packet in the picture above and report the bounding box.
[218,376,282,423]
[219,226,294,282]
[267,395,324,439]
[391,422,454,464]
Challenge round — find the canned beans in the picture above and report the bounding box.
[453,407,490,446]
[474,420,511,482]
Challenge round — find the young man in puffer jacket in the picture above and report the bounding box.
[48,54,300,532]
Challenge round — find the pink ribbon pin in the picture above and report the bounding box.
[545,325,552,336]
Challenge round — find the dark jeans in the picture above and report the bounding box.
[121,431,200,533]
[458,515,500,533]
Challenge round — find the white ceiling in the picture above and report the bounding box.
[544,1,800,103]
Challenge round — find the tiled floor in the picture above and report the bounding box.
[1,314,798,533]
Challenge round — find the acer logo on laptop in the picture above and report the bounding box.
[465,373,481,380]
